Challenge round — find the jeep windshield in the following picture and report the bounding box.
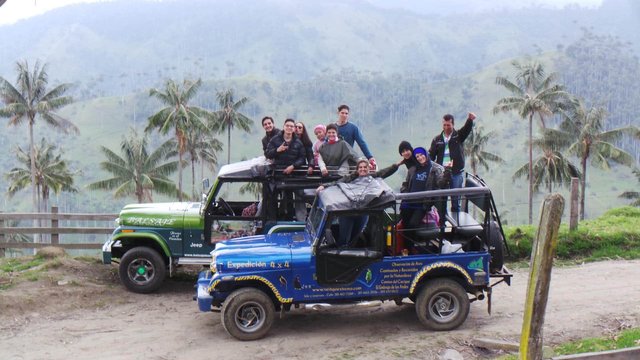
[307,197,325,239]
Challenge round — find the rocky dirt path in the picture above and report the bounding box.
[1,259,639,359]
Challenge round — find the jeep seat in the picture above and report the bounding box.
[447,211,483,237]
[415,224,440,240]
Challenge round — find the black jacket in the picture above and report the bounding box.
[428,118,473,174]
[265,133,306,168]
[403,160,451,193]
[262,128,281,155]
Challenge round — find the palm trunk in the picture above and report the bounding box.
[29,121,40,243]
[528,113,534,225]
[136,183,143,203]
[191,158,196,201]
[580,156,587,220]
[227,126,231,164]
[178,150,184,201]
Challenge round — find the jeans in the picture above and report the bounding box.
[338,215,369,247]
[450,172,464,212]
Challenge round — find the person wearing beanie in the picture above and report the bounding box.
[399,146,451,246]
[398,140,417,169]
[312,124,326,167]
[428,112,476,211]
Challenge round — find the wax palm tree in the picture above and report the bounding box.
[6,138,78,212]
[87,131,181,203]
[619,168,640,206]
[0,60,77,213]
[146,78,213,201]
[512,140,580,193]
[212,89,253,164]
[546,100,639,219]
[185,126,223,200]
[492,59,570,223]
[463,126,504,176]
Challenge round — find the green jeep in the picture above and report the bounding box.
[102,157,334,293]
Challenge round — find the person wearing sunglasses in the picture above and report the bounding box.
[295,121,315,175]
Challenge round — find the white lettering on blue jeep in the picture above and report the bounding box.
[227,260,267,269]
[190,243,203,248]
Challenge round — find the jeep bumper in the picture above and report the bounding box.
[102,239,114,264]
[196,271,214,312]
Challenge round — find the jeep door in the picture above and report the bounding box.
[315,209,390,285]
[200,179,264,247]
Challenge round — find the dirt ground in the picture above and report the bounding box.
[1,256,639,360]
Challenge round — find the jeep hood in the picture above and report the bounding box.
[118,202,200,228]
[214,232,306,272]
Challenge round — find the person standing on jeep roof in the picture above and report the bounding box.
[335,104,376,170]
[261,116,280,156]
[265,118,306,175]
[428,112,476,212]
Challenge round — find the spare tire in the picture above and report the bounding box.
[488,221,505,273]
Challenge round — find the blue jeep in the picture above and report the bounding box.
[196,175,511,340]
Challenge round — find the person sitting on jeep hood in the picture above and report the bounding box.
[317,159,390,246]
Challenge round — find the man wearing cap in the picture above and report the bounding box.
[428,112,476,212]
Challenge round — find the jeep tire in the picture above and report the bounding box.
[416,278,470,331]
[488,221,505,273]
[221,288,275,341]
[119,247,166,294]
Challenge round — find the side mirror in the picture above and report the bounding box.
[202,178,210,191]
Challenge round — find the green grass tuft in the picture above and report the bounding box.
[504,207,640,262]
[555,328,640,355]
[0,258,45,273]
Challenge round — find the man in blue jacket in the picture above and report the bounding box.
[335,104,376,169]
[428,112,476,212]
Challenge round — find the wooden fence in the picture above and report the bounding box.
[0,206,117,257]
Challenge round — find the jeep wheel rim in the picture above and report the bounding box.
[428,291,459,323]
[127,258,155,285]
[234,301,266,333]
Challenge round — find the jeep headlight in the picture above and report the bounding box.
[210,254,217,273]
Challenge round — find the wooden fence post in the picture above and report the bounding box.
[569,178,579,231]
[51,206,59,245]
[0,212,4,258]
[519,193,565,360]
